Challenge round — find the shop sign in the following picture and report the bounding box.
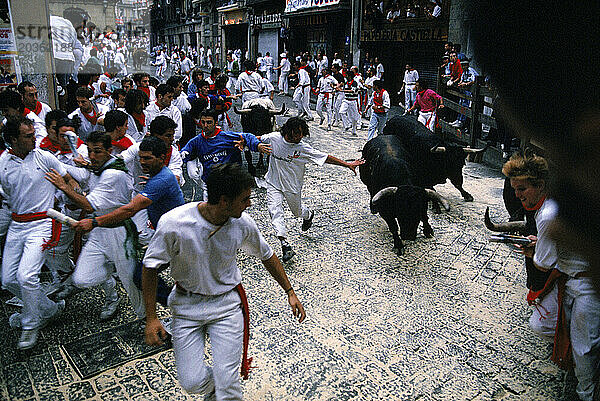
[360,26,447,42]
[223,10,247,25]
[250,13,282,28]
[284,0,340,13]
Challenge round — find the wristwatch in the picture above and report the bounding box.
[92,217,99,228]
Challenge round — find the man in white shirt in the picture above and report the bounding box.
[17,81,52,123]
[144,84,183,143]
[399,63,419,112]
[225,53,240,95]
[167,75,191,115]
[152,49,167,80]
[143,163,306,399]
[293,59,313,120]
[264,52,274,82]
[133,72,156,102]
[315,68,338,130]
[375,57,384,80]
[274,53,291,95]
[0,116,72,349]
[257,117,363,261]
[199,44,205,67]
[258,72,275,100]
[179,51,195,82]
[235,61,264,104]
[367,79,390,141]
[257,53,267,76]
[94,67,118,106]
[0,90,48,147]
[68,86,109,142]
[114,50,127,76]
[46,131,145,321]
[332,53,342,68]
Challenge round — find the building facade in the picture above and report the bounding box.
[49,0,118,32]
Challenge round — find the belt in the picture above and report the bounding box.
[574,271,592,278]
[175,283,206,296]
[11,211,48,222]
[242,90,257,93]
[301,84,310,88]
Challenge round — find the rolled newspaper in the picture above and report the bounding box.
[63,131,80,158]
[46,208,78,227]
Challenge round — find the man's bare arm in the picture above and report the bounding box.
[143,266,168,345]
[262,254,306,323]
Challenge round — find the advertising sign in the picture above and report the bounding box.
[284,0,340,13]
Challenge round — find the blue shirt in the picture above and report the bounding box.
[181,129,261,181]
[140,166,185,228]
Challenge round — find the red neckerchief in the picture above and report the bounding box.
[111,136,134,151]
[155,101,167,111]
[201,128,222,139]
[298,66,306,70]
[132,112,146,130]
[164,145,173,166]
[523,196,546,211]
[83,108,98,125]
[33,101,43,116]
[245,70,254,75]
[40,136,84,154]
[140,86,150,99]
[22,108,31,116]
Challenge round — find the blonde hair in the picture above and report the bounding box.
[502,150,548,186]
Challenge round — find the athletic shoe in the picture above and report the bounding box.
[18,300,65,350]
[282,244,295,262]
[9,312,21,329]
[100,297,120,321]
[5,296,23,307]
[302,211,315,231]
[319,117,325,125]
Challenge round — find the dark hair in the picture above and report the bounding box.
[189,97,208,118]
[210,67,221,77]
[215,75,229,89]
[132,72,150,84]
[198,80,210,89]
[90,48,98,57]
[111,88,127,101]
[55,116,77,132]
[148,77,160,87]
[281,117,309,139]
[17,80,35,95]
[86,131,112,150]
[243,60,255,71]
[3,116,33,144]
[139,135,167,158]
[206,163,255,205]
[191,68,204,83]
[156,83,174,97]
[200,109,218,121]
[416,79,428,90]
[149,115,177,136]
[45,109,69,128]
[0,90,24,112]
[120,77,133,87]
[75,86,94,99]
[104,110,128,132]
[124,89,149,115]
[166,75,183,88]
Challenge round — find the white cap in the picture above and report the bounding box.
[280,53,287,58]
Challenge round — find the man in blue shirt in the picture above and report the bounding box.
[181,109,269,200]
[72,136,184,306]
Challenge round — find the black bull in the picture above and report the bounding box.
[360,135,449,255]
[234,102,285,176]
[382,116,484,206]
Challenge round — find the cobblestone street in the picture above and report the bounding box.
[0,101,576,400]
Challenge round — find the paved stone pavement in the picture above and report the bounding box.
[0,97,579,400]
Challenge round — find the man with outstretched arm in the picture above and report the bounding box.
[143,163,305,400]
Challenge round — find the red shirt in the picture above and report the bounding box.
[415,89,442,112]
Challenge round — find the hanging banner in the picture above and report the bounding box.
[0,0,19,86]
[284,0,340,13]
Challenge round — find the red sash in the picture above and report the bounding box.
[111,136,134,151]
[22,108,31,116]
[11,212,62,251]
[234,283,254,380]
[83,108,98,126]
[40,136,84,154]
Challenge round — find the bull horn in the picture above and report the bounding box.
[372,187,397,205]
[424,189,450,211]
[233,106,252,115]
[463,146,486,153]
[484,207,526,232]
[269,104,286,115]
[430,146,446,153]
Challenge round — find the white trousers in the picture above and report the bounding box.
[226,77,237,95]
[241,92,259,105]
[169,287,243,400]
[530,278,600,401]
[0,204,11,247]
[267,183,310,239]
[2,220,61,329]
[278,72,289,93]
[293,86,312,118]
[368,112,388,141]
[73,226,145,318]
[333,92,345,122]
[404,86,417,110]
[418,110,436,131]
[316,93,334,125]
[340,99,360,132]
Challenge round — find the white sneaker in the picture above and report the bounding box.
[9,312,21,329]
[100,297,120,321]
[18,329,39,350]
[5,296,23,307]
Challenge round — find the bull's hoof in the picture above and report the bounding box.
[463,194,474,202]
